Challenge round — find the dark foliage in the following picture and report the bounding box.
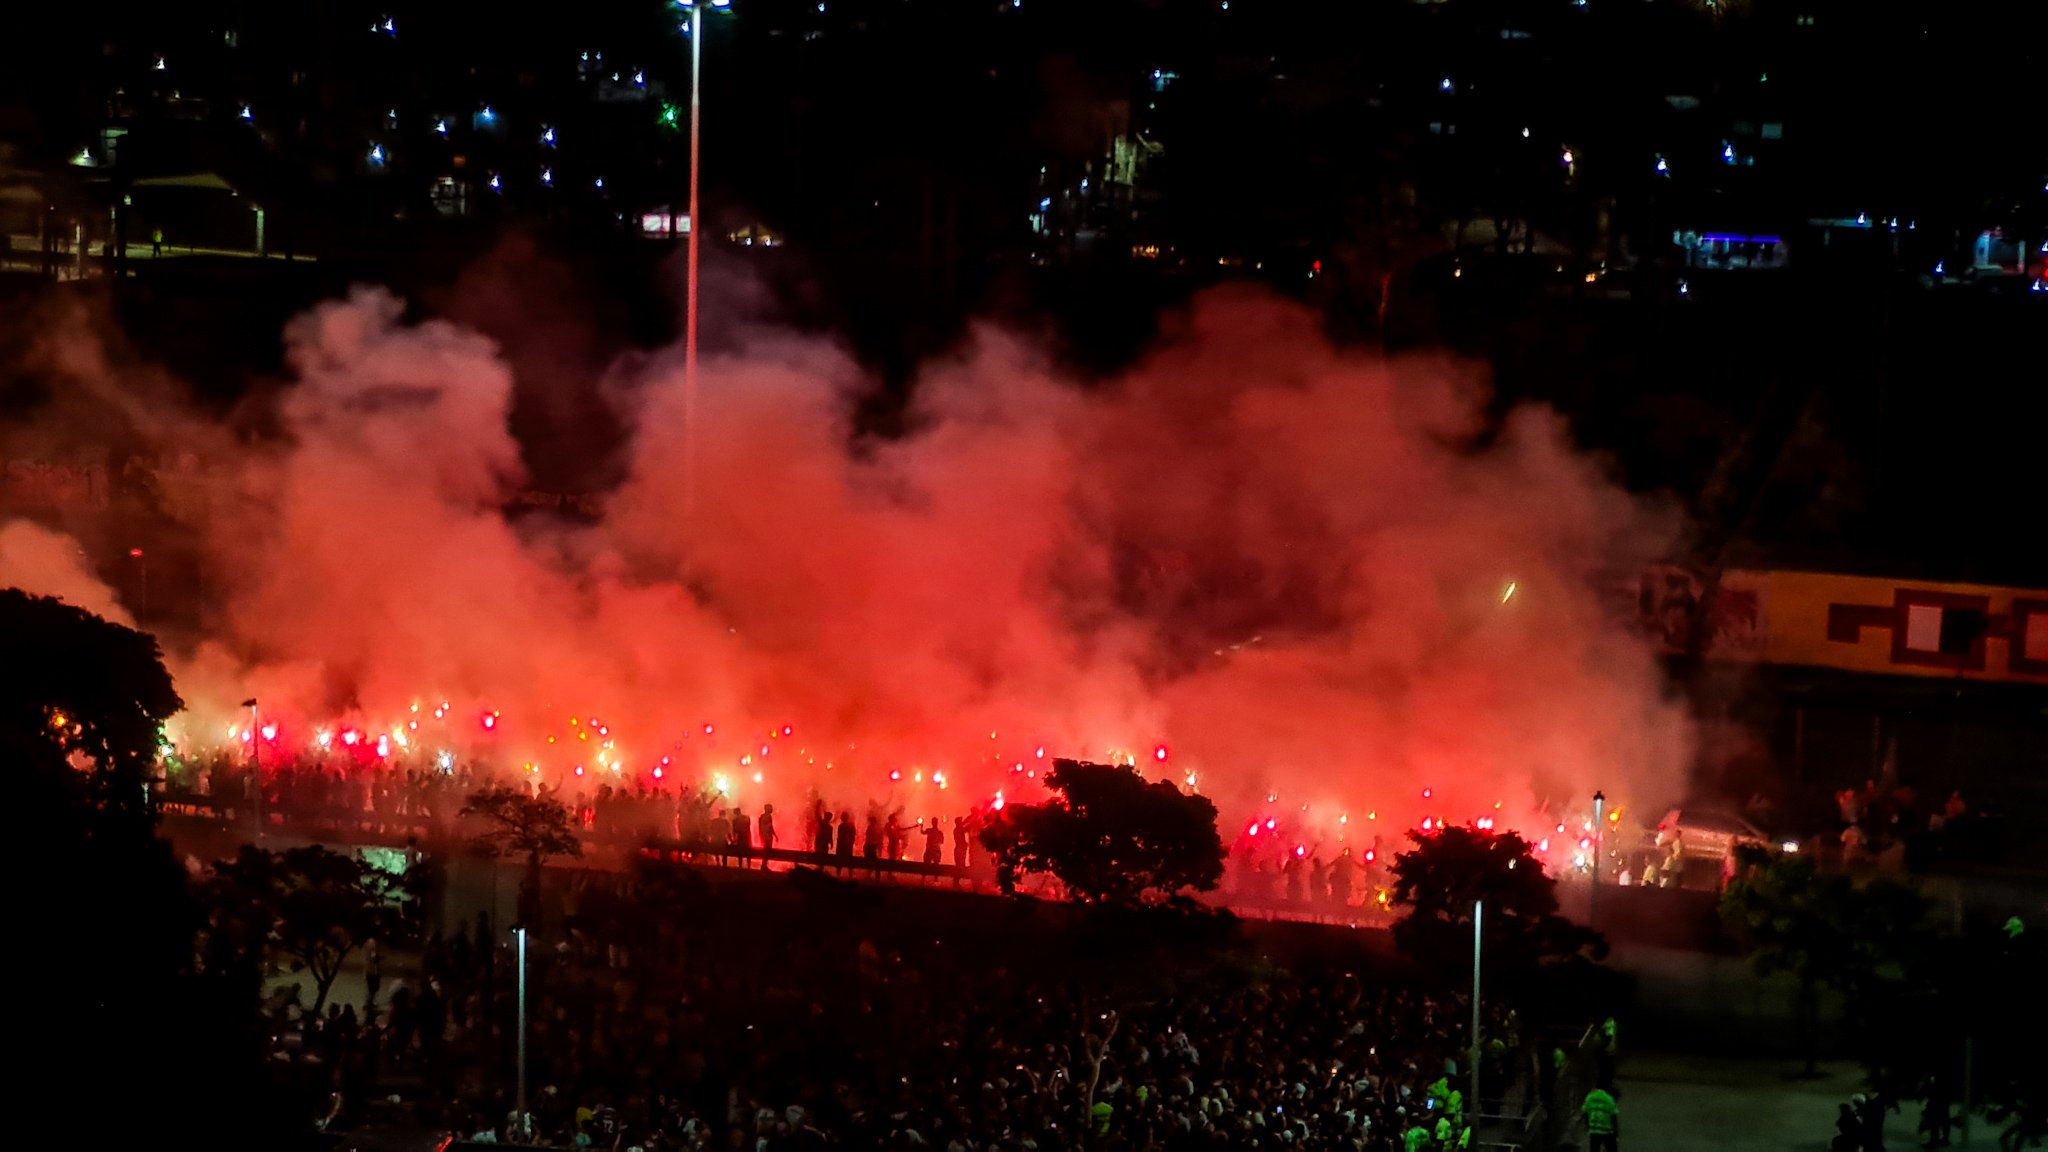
[3,590,285,1146]
[464,783,583,928]
[978,759,1225,906]
[1719,844,1929,1075]
[211,844,416,1013]
[1390,823,1607,990]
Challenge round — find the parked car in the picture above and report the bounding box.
[1652,807,1777,860]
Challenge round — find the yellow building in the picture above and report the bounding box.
[1695,570,2048,685]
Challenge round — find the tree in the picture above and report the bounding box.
[1390,823,1606,985]
[213,845,413,1013]
[464,783,583,927]
[1834,908,2043,1148]
[1,587,181,825]
[977,759,1224,906]
[4,589,279,1145]
[1719,845,1929,1076]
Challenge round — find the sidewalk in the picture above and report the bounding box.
[1615,1051,1939,1152]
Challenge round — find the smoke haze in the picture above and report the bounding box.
[2,281,1690,844]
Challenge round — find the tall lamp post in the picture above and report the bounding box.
[242,697,262,836]
[679,0,731,529]
[1470,899,1484,1117]
[1590,790,1605,931]
[514,924,529,1134]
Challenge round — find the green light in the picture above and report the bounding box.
[658,102,681,132]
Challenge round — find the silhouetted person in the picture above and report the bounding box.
[835,811,856,863]
[729,807,752,867]
[759,804,778,862]
[863,811,883,860]
[813,806,834,857]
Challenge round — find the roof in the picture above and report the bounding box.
[129,172,238,192]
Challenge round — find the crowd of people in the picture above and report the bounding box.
[161,754,991,870]
[163,754,1426,919]
[255,865,1600,1151]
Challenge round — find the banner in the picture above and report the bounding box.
[1631,566,2048,684]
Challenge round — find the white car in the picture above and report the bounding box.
[1652,808,1774,860]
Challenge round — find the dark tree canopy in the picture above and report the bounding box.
[1390,823,1605,982]
[464,783,583,927]
[1721,845,2042,1142]
[1720,844,1932,1075]
[4,589,278,1145]
[2,588,182,824]
[978,759,1225,906]
[213,844,415,1014]
[464,783,585,865]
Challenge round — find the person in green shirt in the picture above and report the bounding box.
[1583,1086,1620,1152]
[1403,1122,1431,1152]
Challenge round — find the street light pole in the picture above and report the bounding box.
[1590,790,1605,930]
[515,924,529,1131]
[1471,898,1484,1116]
[244,698,262,837]
[683,0,705,527]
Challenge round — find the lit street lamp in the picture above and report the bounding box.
[128,547,146,617]
[1470,899,1483,1115]
[1590,790,1605,930]
[514,924,529,1133]
[243,697,262,836]
[678,0,732,531]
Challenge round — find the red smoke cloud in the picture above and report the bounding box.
[3,284,1689,843]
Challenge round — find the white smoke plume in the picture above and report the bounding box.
[4,283,1691,847]
[0,518,136,627]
